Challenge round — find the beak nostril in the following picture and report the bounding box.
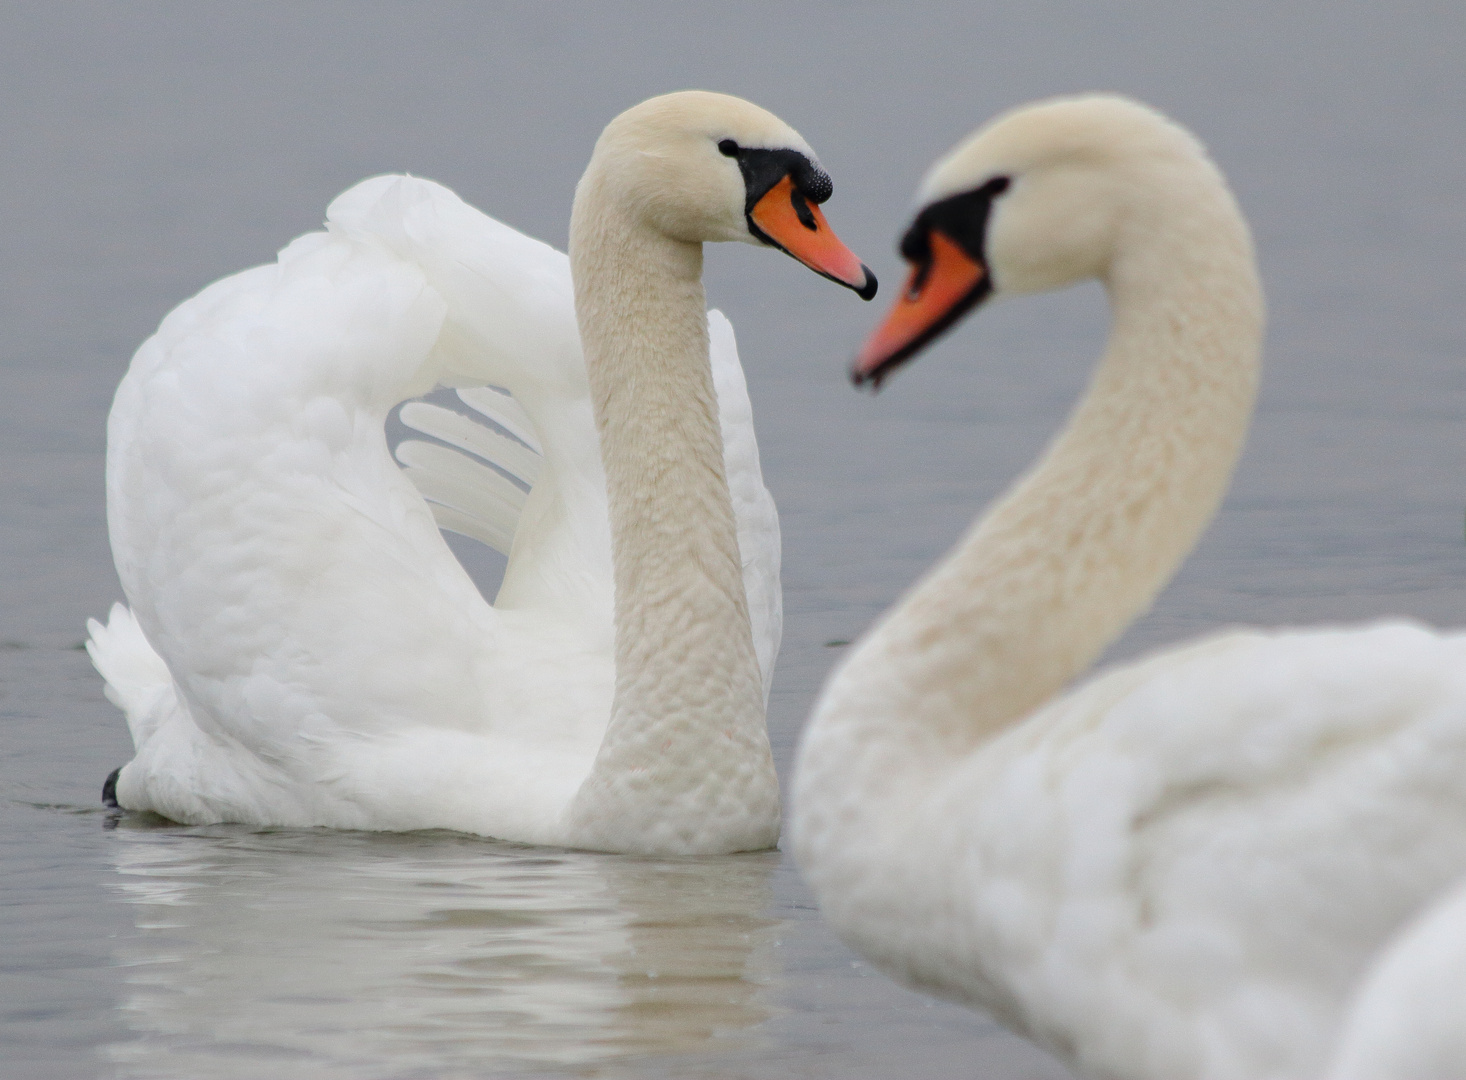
[790,188,818,231]
[907,262,933,300]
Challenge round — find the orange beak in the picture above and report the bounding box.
[852,230,989,388]
[749,176,877,300]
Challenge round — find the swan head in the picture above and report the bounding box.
[580,90,876,298]
[853,94,1216,386]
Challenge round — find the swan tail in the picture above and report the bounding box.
[85,603,181,750]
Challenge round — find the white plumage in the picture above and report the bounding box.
[792,95,1466,1079]
[1326,875,1466,1079]
[87,91,872,854]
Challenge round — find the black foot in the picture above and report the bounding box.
[102,767,121,809]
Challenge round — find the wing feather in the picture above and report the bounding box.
[394,439,526,555]
[456,386,544,455]
[399,400,543,487]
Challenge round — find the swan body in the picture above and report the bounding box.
[792,95,1466,1079]
[1326,876,1466,1079]
[91,91,873,854]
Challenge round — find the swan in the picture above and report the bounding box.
[88,90,875,855]
[791,94,1466,1080]
[1324,876,1466,1079]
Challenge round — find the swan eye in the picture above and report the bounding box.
[719,139,739,156]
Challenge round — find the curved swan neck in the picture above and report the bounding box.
[564,167,777,853]
[825,173,1264,765]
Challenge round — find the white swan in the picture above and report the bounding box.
[791,94,1466,1080]
[1326,876,1466,1079]
[89,90,875,855]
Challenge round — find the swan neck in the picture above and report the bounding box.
[827,180,1263,765]
[564,173,776,853]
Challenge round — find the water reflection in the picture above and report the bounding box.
[104,823,778,1078]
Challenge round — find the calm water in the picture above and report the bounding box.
[3,3,1464,1078]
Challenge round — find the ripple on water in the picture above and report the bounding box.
[101,822,780,1078]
